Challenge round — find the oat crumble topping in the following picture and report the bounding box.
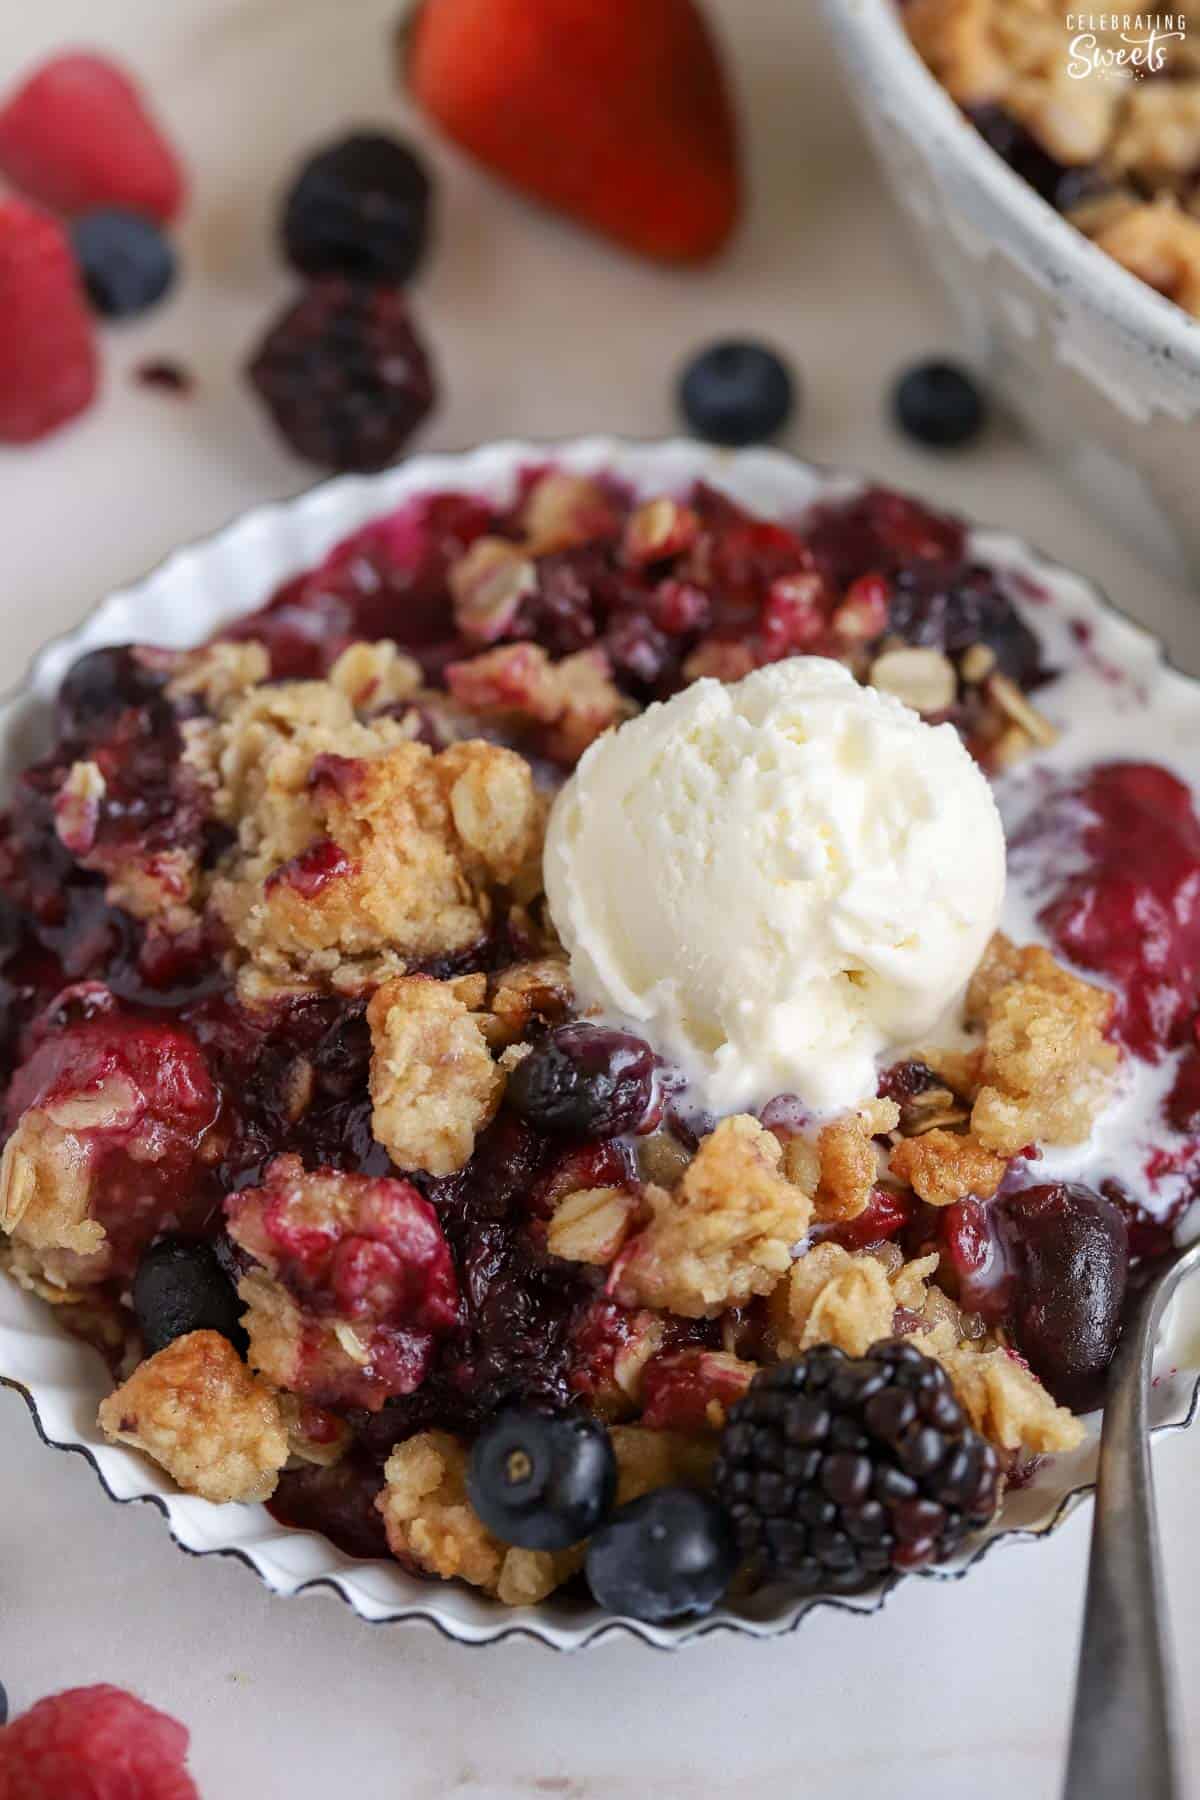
[98,1330,288,1504]
[613,1115,813,1318]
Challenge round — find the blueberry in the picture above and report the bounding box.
[71,210,176,319]
[133,1236,248,1358]
[678,341,796,447]
[281,132,432,280]
[0,1680,7,1727]
[892,361,986,450]
[504,1023,655,1138]
[468,1410,617,1550]
[585,1488,739,1623]
[56,646,165,743]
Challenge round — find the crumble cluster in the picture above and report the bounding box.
[905,0,1200,316]
[98,1330,288,1504]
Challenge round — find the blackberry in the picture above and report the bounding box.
[714,1340,1001,1590]
[247,277,436,472]
[281,132,433,281]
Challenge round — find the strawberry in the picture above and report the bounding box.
[0,199,99,443]
[405,0,740,263]
[0,52,186,223]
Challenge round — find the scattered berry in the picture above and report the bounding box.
[715,1341,1001,1589]
[996,1182,1129,1411]
[133,1235,248,1358]
[892,360,986,449]
[678,341,795,447]
[71,208,176,318]
[585,1487,738,1623]
[282,131,432,280]
[468,1410,617,1550]
[0,1683,7,1728]
[0,53,185,223]
[505,1023,655,1138]
[0,198,98,443]
[406,0,740,263]
[247,277,436,471]
[135,358,193,395]
[0,1684,198,1799]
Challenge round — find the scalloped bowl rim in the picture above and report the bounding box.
[1,435,1197,1651]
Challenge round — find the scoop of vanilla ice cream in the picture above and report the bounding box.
[543,657,1005,1117]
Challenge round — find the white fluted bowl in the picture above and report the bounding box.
[2,437,1197,1648]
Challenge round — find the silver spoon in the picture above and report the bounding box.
[1063,1235,1200,1800]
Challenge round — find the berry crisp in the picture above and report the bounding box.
[1,463,1196,1616]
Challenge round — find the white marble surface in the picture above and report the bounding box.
[1,1,1198,1794]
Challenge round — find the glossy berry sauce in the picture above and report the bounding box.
[1026,762,1200,1059]
[0,473,1190,1552]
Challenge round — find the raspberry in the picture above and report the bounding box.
[715,1341,1001,1590]
[0,1685,198,1800]
[247,278,436,471]
[0,53,185,222]
[0,199,98,443]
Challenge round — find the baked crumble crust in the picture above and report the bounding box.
[964,934,1119,1155]
[546,1185,642,1265]
[212,731,541,989]
[98,1329,288,1504]
[327,640,423,712]
[367,974,504,1176]
[613,1115,813,1318]
[0,1109,106,1270]
[165,640,271,709]
[812,1101,899,1222]
[888,1127,1008,1206]
[916,1317,1086,1454]
[768,1243,940,1360]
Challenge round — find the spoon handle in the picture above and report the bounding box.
[1062,1276,1183,1800]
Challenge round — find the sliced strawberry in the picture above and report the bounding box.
[0,199,98,443]
[0,52,186,222]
